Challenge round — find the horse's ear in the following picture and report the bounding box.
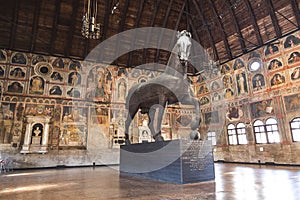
[177,31,180,38]
[187,32,192,38]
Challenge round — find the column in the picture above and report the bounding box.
[21,117,33,153]
[40,117,50,153]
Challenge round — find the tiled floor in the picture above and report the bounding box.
[1,163,300,200]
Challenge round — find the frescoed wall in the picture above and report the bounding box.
[1,30,300,167]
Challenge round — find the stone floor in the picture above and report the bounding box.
[1,163,300,200]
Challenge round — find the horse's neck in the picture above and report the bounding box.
[164,64,185,78]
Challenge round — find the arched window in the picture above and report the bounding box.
[290,118,300,142]
[253,118,280,144]
[253,120,267,143]
[237,123,247,144]
[227,123,247,145]
[265,118,280,143]
[227,124,237,145]
[207,131,216,145]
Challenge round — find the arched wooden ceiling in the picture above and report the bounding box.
[0,0,299,73]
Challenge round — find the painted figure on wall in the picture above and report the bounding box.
[0,66,4,77]
[233,58,245,70]
[291,67,300,80]
[251,100,273,118]
[284,93,300,111]
[198,85,209,95]
[288,52,300,64]
[236,72,248,95]
[211,81,220,90]
[32,55,46,65]
[224,88,234,99]
[11,53,26,65]
[69,61,81,71]
[95,75,106,99]
[226,106,243,121]
[68,72,81,86]
[268,59,283,70]
[9,67,25,78]
[220,64,231,74]
[8,82,23,93]
[223,74,233,88]
[117,79,127,101]
[52,58,64,68]
[63,107,87,123]
[200,96,210,105]
[265,43,279,56]
[252,74,265,91]
[50,71,63,82]
[271,73,285,86]
[29,76,44,95]
[49,86,62,96]
[284,35,300,48]
[212,92,221,101]
[0,50,6,62]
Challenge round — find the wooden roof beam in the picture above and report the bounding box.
[65,0,80,57]
[142,0,161,64]
[96,0,113,60]
[265,0,282,38]
[290,0,300,27]
[192,0,219,61]
[225,0,247,54]
[30,0,41,52]
[244,0,263,46]
[154,0,174,64]
[209,0,232,59]
[9,0,19,50]
[114,0,130,65]
[127,0,145,67]
[49,0,61,55]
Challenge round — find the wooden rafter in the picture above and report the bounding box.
[127,0,145,67]
[65,0,80,57]
[192,0,219,61]
[9,0,19,50]
[209,0,232,59]
[97,0,113,60]
[225,0,247,54]
[290,0,300,27]
[30,0,41,52]
[49,0,61,55]
[114,0,130,64]
[265,0,282,38]
[154,0,174,64]
[244,0,263,46]
[142,0,161,64]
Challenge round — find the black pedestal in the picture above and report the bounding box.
[120,139,215,184]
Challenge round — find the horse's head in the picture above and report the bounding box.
[176,30,192,66]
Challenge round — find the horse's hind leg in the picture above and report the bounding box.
[124,104,139,145]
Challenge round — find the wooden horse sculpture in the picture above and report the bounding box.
[124,30,200,144]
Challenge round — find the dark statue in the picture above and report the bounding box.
[124,30,201,144]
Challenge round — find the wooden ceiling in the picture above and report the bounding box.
[0,0,299,73]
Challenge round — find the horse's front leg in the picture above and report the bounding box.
[124,104,139,145]
[148,104,165,142]
[190,97,201,130]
